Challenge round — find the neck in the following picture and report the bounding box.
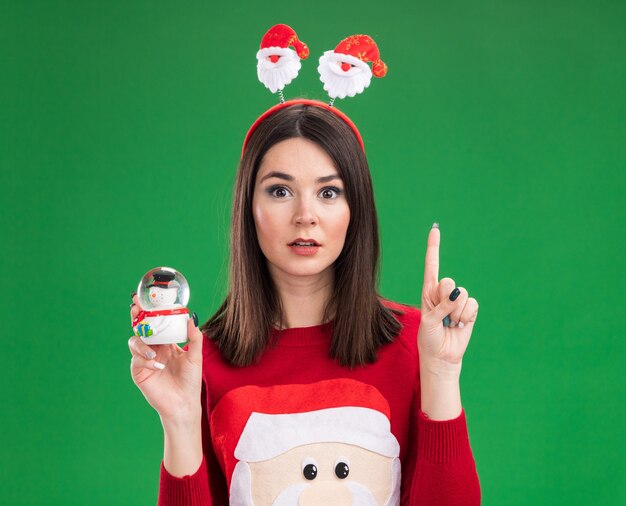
[270,267,334,329]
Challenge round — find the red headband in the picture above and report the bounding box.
[241,99,365,158]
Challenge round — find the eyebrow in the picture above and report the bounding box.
[259,171,341,184]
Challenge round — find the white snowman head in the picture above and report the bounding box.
[146,269,180,308]
[148,285,179,308]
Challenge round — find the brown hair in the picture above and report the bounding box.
[201,104,402,368]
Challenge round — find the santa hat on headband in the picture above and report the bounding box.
[318,34,387,100]
[256,24,309,95]
[210,378,400,493]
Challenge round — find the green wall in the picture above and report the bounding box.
[2,1,624,504]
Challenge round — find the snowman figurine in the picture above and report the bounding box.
[132,267,190,344]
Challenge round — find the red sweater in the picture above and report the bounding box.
[158,302,481,505]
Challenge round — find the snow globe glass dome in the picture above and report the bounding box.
[133,267,190,344]
[137,267,190,310]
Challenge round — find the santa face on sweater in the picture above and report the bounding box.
[235,441,399,505]
[213,381,401,506]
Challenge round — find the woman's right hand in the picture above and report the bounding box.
[128,294,204,424]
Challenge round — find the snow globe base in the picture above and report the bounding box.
[137,313,189,345]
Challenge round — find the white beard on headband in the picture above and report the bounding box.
[256,48,302,94]
[318,51,373,100]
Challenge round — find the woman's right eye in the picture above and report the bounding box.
[267,185,291,198]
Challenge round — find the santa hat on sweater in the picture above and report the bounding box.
[210,378,400,489]
[318,34,387,100]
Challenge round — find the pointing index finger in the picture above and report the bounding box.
[423,223,440,290]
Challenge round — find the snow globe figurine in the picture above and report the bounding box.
[132,267,190,344]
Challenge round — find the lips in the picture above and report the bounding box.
[288,238,321,246]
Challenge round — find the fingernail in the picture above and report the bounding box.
[432,222,439,229]
[130,302,135,308]
[192,312,199,327]
[154,362,165,370]
[449,320,457,328]
[443,315,450,327]
[146,350,156,359]
[449,288,460,301]
[131,291,137,300]
[458,322,465,329]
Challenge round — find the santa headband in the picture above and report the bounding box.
[243,24,388,156]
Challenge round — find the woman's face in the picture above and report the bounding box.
[252,137,350,285]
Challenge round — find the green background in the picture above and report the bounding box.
[2,0,624,504]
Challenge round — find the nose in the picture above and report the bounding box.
[299,481,352,505]
[294,197,318,226]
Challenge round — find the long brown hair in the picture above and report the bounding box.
[202,104,402,367]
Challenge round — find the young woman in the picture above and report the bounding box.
[129,101,481,505]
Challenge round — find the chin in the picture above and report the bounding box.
[269,259,335,281]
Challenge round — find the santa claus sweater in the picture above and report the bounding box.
[157,302,481,505]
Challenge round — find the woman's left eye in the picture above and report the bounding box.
[319,187,342,199]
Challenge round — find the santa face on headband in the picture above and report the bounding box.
[317,51,373,100]
[257,47,303,94]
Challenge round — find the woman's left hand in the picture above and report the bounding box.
[417,224,479,376]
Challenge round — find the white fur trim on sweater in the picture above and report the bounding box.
[234,406,400,462]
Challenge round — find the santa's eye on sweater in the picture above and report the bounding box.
[335,461,350,479]
[301,458,318,480]
[302,463,317,480]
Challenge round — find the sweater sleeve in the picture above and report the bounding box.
[394,303,481,505]
[157,363,229,505]
[158,454,211,505]
[408,408,481,505]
